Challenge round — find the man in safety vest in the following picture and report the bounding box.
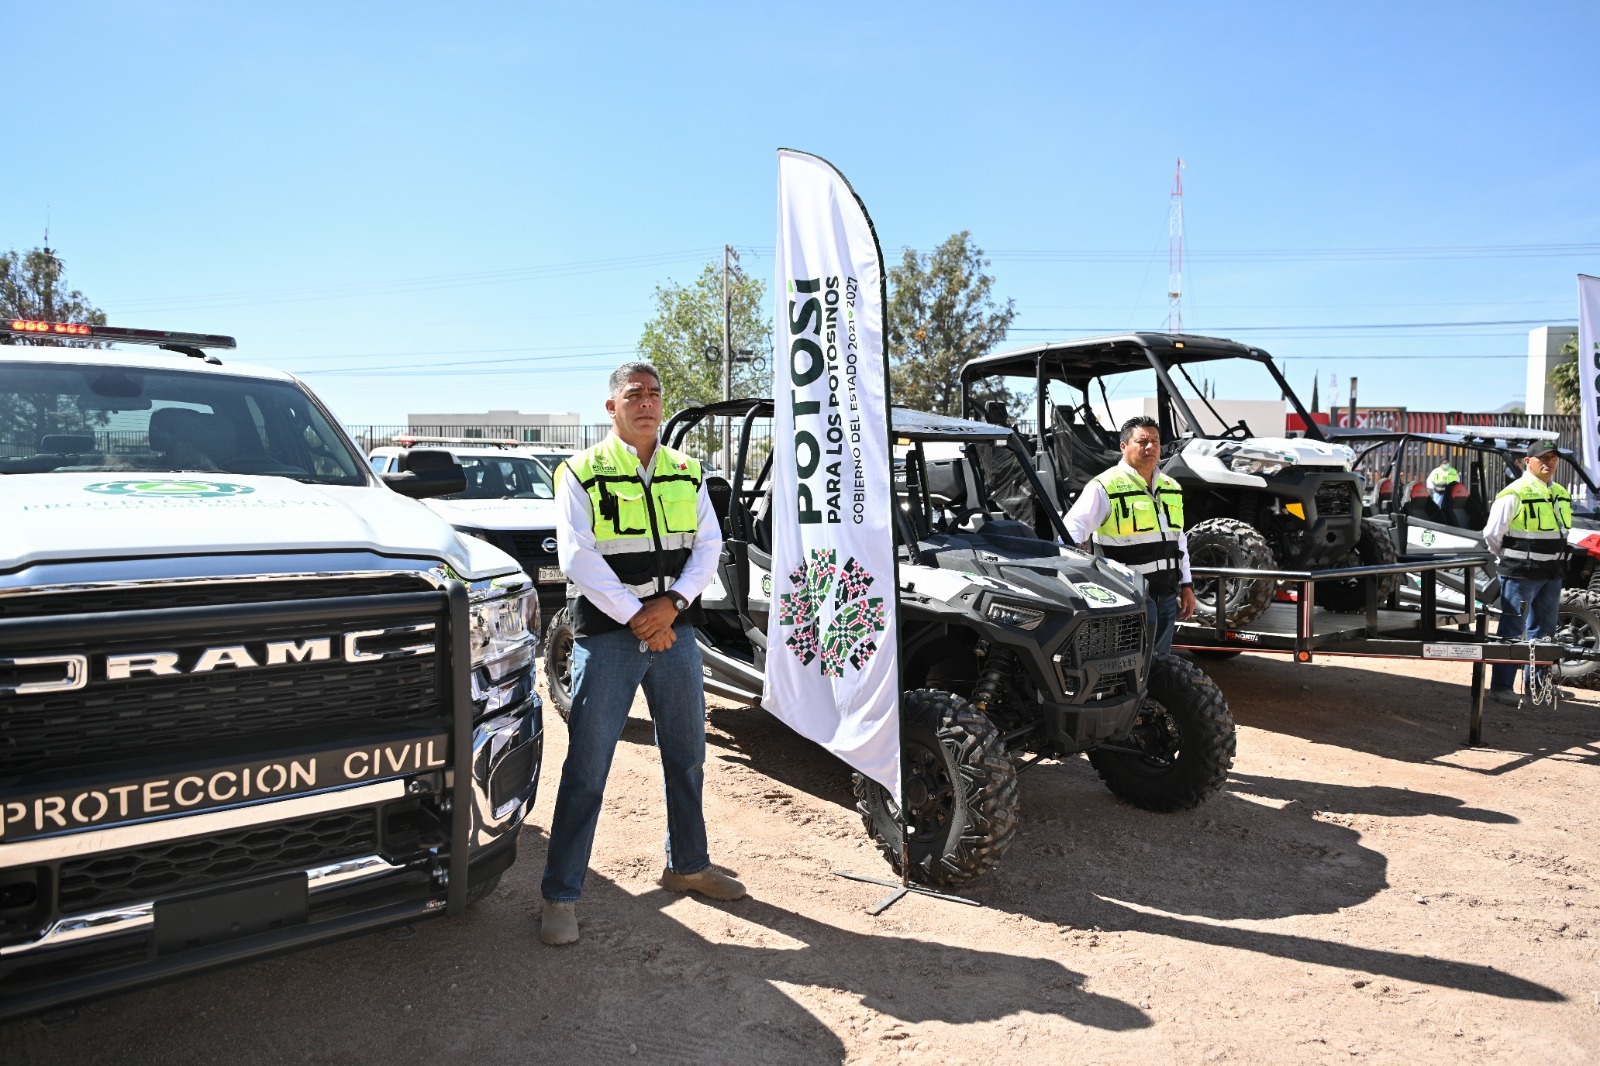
[539,362,743,946]
[1483,439,1571,706]
[1426,462,1460,511]
[1063,415,1195,655]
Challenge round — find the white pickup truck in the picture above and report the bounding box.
[0,320,542,1019]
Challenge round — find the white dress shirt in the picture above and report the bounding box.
[1062,462,1193,585]
[556,435,724,627]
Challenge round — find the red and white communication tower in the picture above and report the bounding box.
[1167,157,1185,334]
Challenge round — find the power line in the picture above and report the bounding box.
[1009,317,1576,333]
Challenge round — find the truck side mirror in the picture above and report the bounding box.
[381,447,467,499]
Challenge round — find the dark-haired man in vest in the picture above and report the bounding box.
[539,362,743,947]
[1484,439,1572,707]
[1063,415,1195,655]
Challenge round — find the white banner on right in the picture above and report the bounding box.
[1580,274,1600,480]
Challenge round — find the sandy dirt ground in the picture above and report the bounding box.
[4,650,1599,1064]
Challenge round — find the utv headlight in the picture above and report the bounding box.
[470,579,538,681]
[1227,447,1297,477]
[987,601,1045,630]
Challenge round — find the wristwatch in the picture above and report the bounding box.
[667,590,690,612]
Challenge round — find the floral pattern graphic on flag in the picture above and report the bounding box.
[777,548,886,678]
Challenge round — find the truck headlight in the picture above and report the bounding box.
[471,581,537,681]
[987,601,1045,630]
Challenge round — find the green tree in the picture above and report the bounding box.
[1550,332,1582,415]
[0,246,106,337]
[887,232,1016,416]
[0,246,108,449]
[637,255,772,463]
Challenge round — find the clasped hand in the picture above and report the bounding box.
[628,596,679,651]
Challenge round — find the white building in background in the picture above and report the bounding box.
[407,409,581,443]
[1525,325,1580,416]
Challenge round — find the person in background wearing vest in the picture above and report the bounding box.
[1063,416,1195,655]
[539,362,743,947]
[1426,463,1460,512]
[1483,439,1573,707]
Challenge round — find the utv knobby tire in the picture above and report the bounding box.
[543,607,576,722]
[1087,654,1236,812]
[1320,517,1400,613]
[1555,588,1600,689]
[853,689,1020,888]
[1187,517,1277,629]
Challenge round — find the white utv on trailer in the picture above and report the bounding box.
[0,320,543,1020]
[959,334,1385,628]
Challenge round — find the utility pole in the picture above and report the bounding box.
[723,245,734,477]
[1167,158,1185,334]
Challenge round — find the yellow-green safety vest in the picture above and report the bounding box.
[1494,472,1570,580]
[1091,466,1185,593]
[559,436,702,635]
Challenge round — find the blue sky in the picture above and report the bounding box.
[8,1,1598,426]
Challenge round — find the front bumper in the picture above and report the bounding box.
[0,698,541,1022]
[1262,469,1363,569]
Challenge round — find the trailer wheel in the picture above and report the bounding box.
[1555,588,1600,689]
[854,689,1020,887]
[542,607,576,722]
[1320,518,1400,613]
[1187,518,1277,628]
[1087,654,1236,812]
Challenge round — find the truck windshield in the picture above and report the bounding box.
[0,361,368,484]
[446,456,555,500]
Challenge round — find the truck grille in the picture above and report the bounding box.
[1068,613,1145,665]
[0,579,447,786]
[57,810,378,912]
[1315,482,1356,517]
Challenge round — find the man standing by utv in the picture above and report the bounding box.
[540,362,744,947]
[1483,439,1571,707]
[1064,415,1196,655]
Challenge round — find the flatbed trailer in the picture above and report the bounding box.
[1173,554,1567,746]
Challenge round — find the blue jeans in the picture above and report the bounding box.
[541,625,710,902]
[1146,592,1178,657]
[1490,576,1563,691]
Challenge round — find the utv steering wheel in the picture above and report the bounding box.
[1218,421,1252,440]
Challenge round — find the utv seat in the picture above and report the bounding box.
[1400,481,1444,524]
[704,475,733,534]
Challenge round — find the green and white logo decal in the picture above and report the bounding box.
[761,572,773,598]
[85,479,256,499]
[777,549,887,678]
[1076,582,1132,608]
[1420,529,1436,547]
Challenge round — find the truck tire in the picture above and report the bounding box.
[1555,588,1600,689]
[465,872,502,907]
[1320,517,1399,613]
[853,689,1020,888]
[1186,517,1277,629]
[543,607,576,722]
[1087,654,1236,812]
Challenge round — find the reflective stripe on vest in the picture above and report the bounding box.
[1495,473,1570,577]
[1091,467,1184,577]
[561,437,702,600]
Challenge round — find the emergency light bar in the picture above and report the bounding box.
[394,435,524,449]
[1445,424,1560,442]
[3,320,237,350]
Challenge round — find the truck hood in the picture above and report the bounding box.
[422,496,560,532]
[908,531,1147,612]
[0,473,518,577]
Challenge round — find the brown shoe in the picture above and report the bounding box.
[660,866,746,901]
[540,900,578,945]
